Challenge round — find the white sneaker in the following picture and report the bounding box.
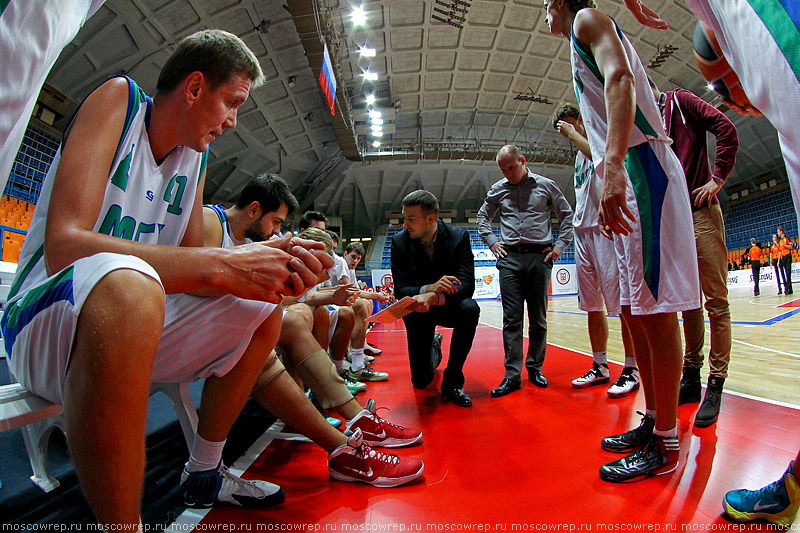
[180,462,284,508]
[349,364,389,382]
[608,367,641,398]
[571,362,610,389]
[339,368,367,393]
[364,343,382,356]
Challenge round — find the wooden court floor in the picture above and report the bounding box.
[534,284,800,406]
[178,284,800,530]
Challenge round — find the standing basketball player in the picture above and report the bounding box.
[544,0,700,483]
[624,0,800,524]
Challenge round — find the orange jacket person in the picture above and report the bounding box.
[749,238,762,296]
[778,227,794,295]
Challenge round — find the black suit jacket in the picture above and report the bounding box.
[391,220,475,305]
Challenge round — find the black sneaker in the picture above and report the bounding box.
[601,411,655,453]
[599,435,679,483]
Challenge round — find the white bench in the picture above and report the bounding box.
[0,381,198,492]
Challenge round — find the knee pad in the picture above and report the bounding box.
[253,350,286,391]
[292,349,352,409]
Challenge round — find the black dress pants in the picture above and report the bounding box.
[402,298,480,390]
[780,255,793,293]
[498,250,552,383]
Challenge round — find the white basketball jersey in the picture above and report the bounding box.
[573,150,597,229]
[570,17,669,171]
[10,76,207,299]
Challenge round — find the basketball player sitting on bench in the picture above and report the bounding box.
[202,175,424,487]
[0,30,332,526]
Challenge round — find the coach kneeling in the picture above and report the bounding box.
[390,190,479,407]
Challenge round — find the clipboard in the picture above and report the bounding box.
[367,296,417,323]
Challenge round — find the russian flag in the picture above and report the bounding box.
[319,44,336,116]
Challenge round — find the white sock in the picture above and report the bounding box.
[624,356,637,369]
[333,357,344,372]
[593,351,608,366]
[186,434,226,473]
[654,426,678,439]
[350,348,365,371]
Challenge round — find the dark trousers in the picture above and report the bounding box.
[752,262,761,295]
[773,259,784,291]
[780,255,793,293]
[498,250,552,383]
[402,298,480,389]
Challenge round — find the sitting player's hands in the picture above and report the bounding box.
[598,160,636,239]
[216,238,306,303]
[332,283,359,306]
[428,275,460,294]
[623,0,669,29]
[374,291,390,305]
[261,234,333,298]
[409,292,438,313]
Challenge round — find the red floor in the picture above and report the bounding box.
[194,323,798,529]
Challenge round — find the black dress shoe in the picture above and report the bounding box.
[529,370,548,388]
[490,378,521,398]
[431,332,443,369]
[441,386,472,407]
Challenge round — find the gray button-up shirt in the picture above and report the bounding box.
[476,168,574,253]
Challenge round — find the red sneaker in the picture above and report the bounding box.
[346,399,422,447]
[328,428,424,487]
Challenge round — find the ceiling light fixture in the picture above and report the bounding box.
[255,19,270,34]
[648,43,678,69]
[352,6,367,26]
[431,0,471,29]
[359,47,376,57]
[366,94,376,105]
[513,87,552,104]
[287,76,296,88]
[363,71,378,81]
[372,140,381,147]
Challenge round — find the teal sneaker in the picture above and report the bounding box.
[723,461,799,527]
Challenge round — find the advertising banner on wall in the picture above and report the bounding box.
[371,269,394,291]
[551,263,577,295]
[474,267,501,299]
[370,264,579,300]
[726,263,800,289]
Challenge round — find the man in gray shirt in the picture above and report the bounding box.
[477,144,574,397]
